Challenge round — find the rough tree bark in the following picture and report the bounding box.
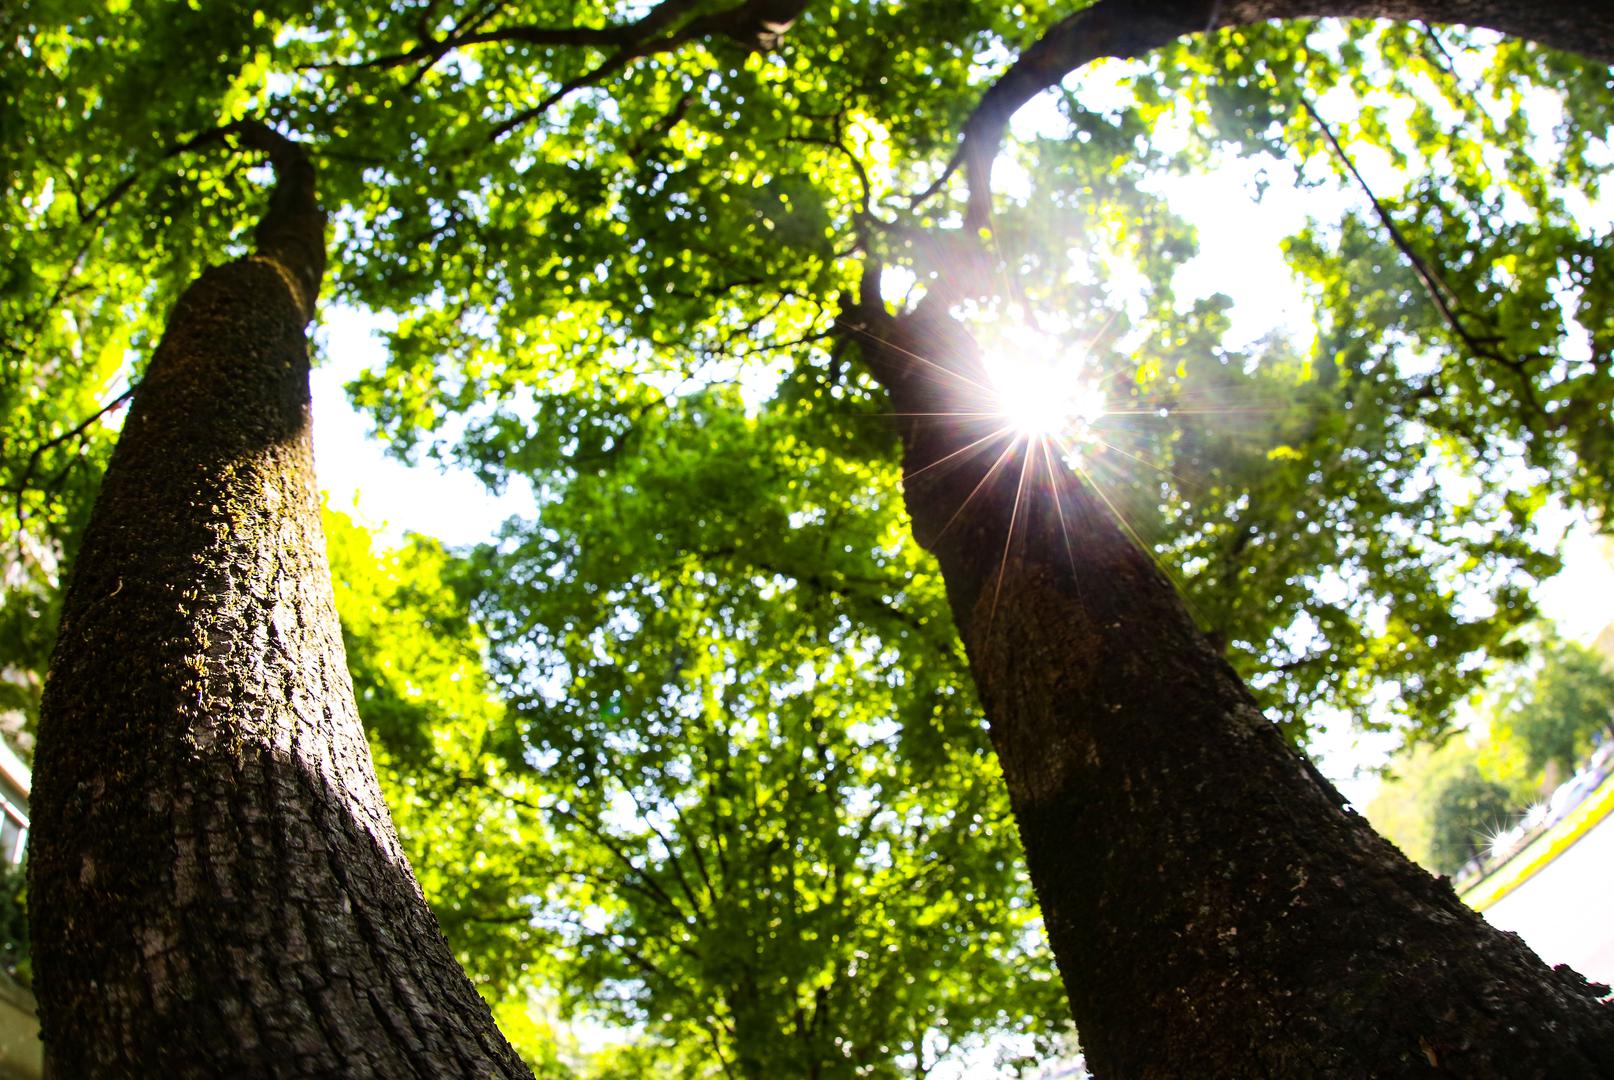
[844,286,1614,1076]
[28,127,532,1077]
[836,4,1614,1075]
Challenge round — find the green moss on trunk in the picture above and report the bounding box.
[30,215,529,1075]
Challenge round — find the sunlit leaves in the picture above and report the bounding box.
[463,388,1070,1075]
[325,510,571,1058]
[286,4,1614,752]
[322,377,1071,1075]
[11,1,1614,1071]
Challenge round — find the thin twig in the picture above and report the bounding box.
[786,130,876,221]
[485,0,813,143]
[10,385,137,554]
[1299,95,1540,412]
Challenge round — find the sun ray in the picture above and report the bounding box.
[1094,438,1191,488]
[902,425,1019,481]
[1039,437,1084,591]
[932,433,1023,544]
[1051,431,1213,626]
[841,321,998,399]
[985,434,1037,640]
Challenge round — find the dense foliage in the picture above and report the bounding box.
[327,499,1070,1075]
[276,8,1612,743]
[8,3,1611,753]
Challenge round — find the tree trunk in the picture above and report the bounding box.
[849,297,1614,1077]
[28,131,531,1078]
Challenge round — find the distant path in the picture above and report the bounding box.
[1482,811,1614,987]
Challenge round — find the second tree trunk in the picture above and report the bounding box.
[856,300,1614,1077]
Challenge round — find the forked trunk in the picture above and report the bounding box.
[29,132,531,1077]
[852,300,1614,1077]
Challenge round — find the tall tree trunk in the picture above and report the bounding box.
[28,128,531,1078]
[847,295,1614,1077]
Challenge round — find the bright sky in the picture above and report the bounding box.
[309,309,527,547]
[1151,154,1614,800]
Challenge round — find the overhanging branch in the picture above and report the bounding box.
[1299,95,1546,414]
[315,0,705,73]
[937,0,1614,235]
[485,0,814,141]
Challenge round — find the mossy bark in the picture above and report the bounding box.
[853,300,1614,1077]
[28,140,531,1077]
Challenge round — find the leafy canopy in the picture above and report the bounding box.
[285,10,1613,742]
[9,1,1613,744]
[328,486,1072,1076]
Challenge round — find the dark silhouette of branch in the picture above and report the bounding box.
[786,130,877,221]
[1418,20,1465,82]
[400,0,510,88]
[9,386,136,557]
[486,0,814,143]
[617,780,711,926]
[13,388,136,492]
[1299,96,1544,414]
[455,772,703,928]
[311,0,814,142]
[919,0,1614,234]
[314,0,704,73]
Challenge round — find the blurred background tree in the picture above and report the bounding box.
[1492,637,1614,781]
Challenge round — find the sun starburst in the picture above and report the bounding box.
[980,326,1106,446]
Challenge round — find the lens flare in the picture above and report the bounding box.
[981,327,1106,443]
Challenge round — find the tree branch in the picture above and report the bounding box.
[9,386,137,561]
[316,0,706,73]
[618,780,711,927]
[485,0,814,143]
[1299,96,1544,413]
[787,129,877,221]
[949,0,1230,233]
[10,387,136,498]
[933,0,1614,235]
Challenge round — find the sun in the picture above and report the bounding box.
[980,326,1106,443]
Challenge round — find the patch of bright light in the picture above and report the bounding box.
[980,326,1105,441]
